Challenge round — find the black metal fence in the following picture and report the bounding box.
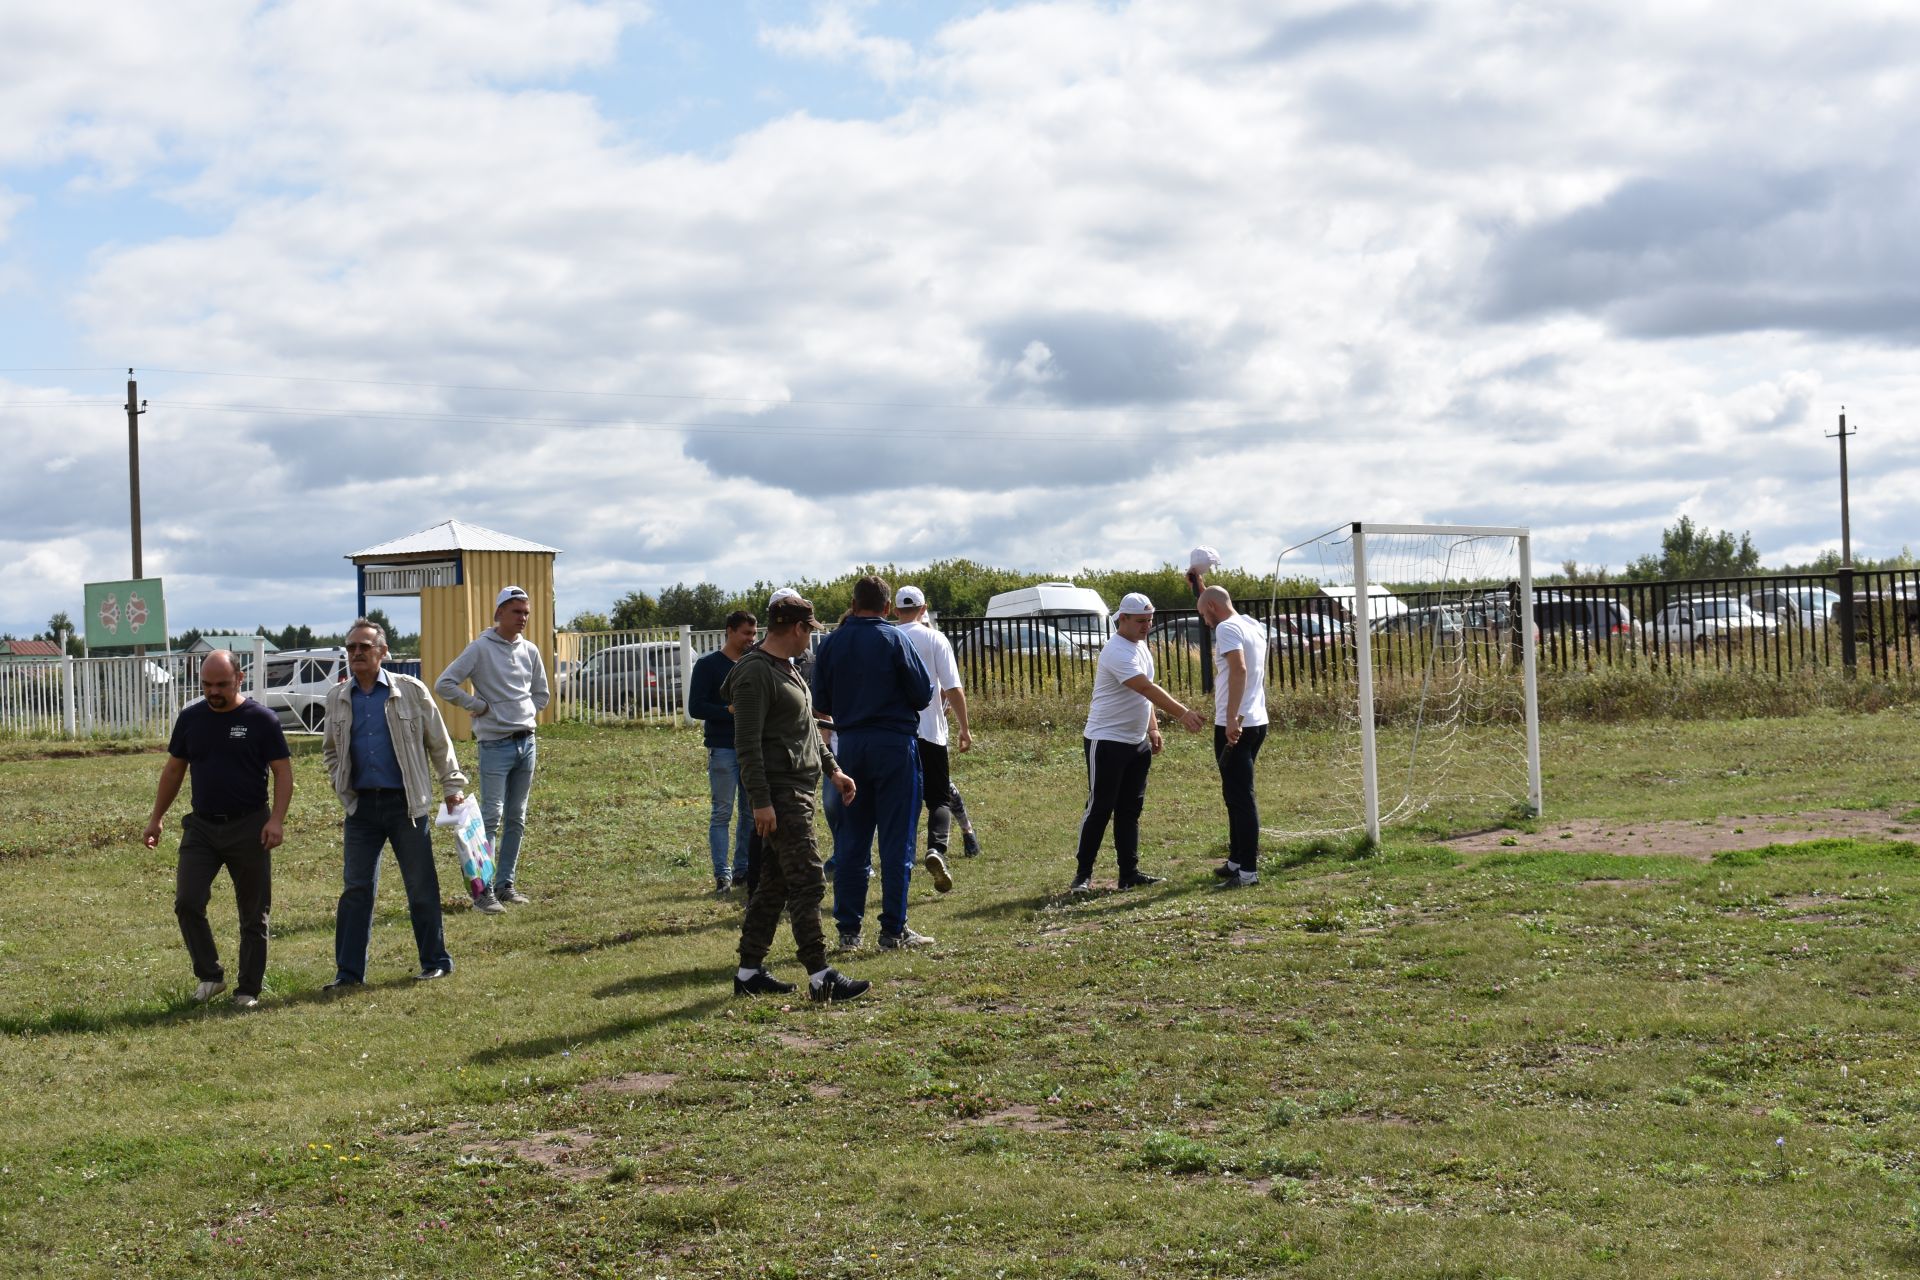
[935,569,1920,698]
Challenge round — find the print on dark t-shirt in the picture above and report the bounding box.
[166,698,292,816]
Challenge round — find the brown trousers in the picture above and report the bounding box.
[738,785,828,975]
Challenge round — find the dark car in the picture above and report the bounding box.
[567,641,683,714]
[1531,593,1639,645]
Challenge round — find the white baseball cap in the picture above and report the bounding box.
[895,585,926,609]
[1189,545,1222,572]
[768,586,802,608]
[1115,592,1155,616]
[496,585,530,609]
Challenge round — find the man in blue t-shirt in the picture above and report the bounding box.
[143,650,294,1009]
[688,609,759,897]
[810,575,935,951]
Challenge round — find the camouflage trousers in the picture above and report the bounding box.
[738,784,828,976]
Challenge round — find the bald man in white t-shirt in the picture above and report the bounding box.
[1198,585,1269,887]
[1072,593,1205,893]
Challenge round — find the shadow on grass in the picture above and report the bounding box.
[1266,832,1377,871]
[592,963,726,1001]
[469,992,730,1064]
[0,972,424,1036]
[947,891,1059,924]
[548,915,737,956]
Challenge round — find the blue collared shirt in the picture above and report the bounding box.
[348,669,406,791]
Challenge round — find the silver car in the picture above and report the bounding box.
[1655,597,1778,649]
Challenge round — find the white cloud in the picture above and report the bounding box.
[759,2,916,86]
[3,0,1919,635]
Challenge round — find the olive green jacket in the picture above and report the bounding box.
[722,647,839,810]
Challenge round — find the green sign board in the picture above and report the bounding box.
[83,578,167,650]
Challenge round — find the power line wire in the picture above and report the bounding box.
[145,397,1230,444]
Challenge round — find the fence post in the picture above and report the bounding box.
[679,625,696,725]
[1838,566,1857,677]
[60,629,77,736]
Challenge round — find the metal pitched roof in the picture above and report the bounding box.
[346,519,561,560]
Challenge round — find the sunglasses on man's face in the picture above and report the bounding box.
[346,642,380,654]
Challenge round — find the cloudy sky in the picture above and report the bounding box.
[3,0,1917,638]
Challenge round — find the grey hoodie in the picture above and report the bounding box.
[435,628,551,740]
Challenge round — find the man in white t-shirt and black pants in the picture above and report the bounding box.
[1198,585,1269,886]
[892,585,969,894]
[1073,593,1205,893]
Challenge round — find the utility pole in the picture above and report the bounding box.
[126,369,147,577]
[1827,407,1856,566]
[1829,407,1859,675]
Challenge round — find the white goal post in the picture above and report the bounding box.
[1277,521,1544,844]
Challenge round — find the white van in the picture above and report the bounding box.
[983,583,1111,651]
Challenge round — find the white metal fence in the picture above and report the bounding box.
[552,626,721,725]
[0,639,274,739]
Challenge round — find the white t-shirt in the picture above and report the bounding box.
[1085,633,1156,744]
[903,619,961,746]
[1212,612,1270,727]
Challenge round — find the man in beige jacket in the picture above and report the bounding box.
[321,617,470,991]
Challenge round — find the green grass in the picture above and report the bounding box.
[4,710,1920,1277]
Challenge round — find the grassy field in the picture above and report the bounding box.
[4,710,1920,1278]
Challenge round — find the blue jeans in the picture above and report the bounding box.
[830,729,921,938]
[478,734,537,891]
[334,790,450,982]
[706,748,754,883]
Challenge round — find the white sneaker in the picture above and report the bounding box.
[232,992,259,1010]
[924,851,954,893]
[192,980,227,1002]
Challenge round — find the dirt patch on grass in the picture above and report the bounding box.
[1447,809,1914,859]
[580,1072,679,1097]
[966,1103,1070,1133]
[444,1122,607,1181]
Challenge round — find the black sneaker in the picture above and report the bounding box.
[734,968,796,996]
[836,932,863,952]
[414,967,449,981]
[808,968,871,1003]
[1219,867,1259,888]
[1117,871,1163,889]
[1068,877,1093,895]
[961,829,982,858]
[1212,861,1242,880]
[322,977,363,994]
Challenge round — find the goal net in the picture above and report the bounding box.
[1264,522,1542,842]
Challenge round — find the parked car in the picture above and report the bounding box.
[1654,597,1778,649]
[256,647,348,733]
[1532,593,1640,646]
[1147,616,1206,650]
[1744,585,1841,629]
[567,641,683,713]
[1375,604,1466,639]
[953,619,1089,660]
[1269,613,1350,651]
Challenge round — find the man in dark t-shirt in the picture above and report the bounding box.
[143,650,293,1009]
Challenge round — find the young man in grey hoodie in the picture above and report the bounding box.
[435,585,550,909]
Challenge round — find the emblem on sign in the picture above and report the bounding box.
[98,593,120,636]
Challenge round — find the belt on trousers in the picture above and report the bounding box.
[505,729,534,740]
[192,806,266,824]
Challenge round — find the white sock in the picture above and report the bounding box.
[737,967,758,981]
[809,968,832,987]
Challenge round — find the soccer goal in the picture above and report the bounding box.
[1268,522,1543,843]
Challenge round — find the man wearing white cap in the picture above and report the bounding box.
[892,585,969,894]
[435,585,551,908]
[1073,592,1205,893]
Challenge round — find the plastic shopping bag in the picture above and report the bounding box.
[434,796,496,896]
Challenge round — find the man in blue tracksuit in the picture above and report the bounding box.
[810,575,935,950]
